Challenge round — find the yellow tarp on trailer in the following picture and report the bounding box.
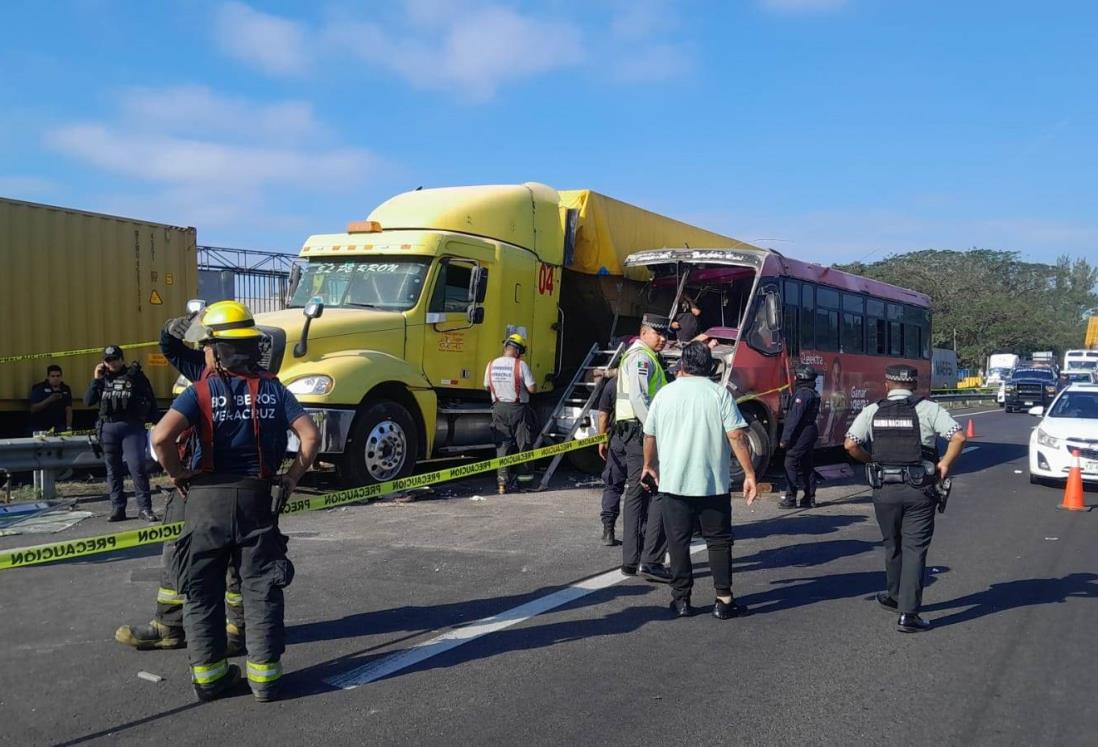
[560,190,761,281]
[1086,316,1098,349]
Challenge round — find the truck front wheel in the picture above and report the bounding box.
[342,401,419,486]
[728,418,772,486]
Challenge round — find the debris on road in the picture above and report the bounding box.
[470,495,487,502]
[136,671,163,683]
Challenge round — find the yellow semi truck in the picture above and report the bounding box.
[245,183,753,485]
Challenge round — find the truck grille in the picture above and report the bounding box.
[1015,383,1044,396]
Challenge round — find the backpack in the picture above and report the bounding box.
[870,396,924,466]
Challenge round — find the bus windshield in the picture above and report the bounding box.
[288,257,431,311]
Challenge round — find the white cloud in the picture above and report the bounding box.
[43,88,378,230]
[605,0,692,83]
[760,0,849,13]
[326,5,585,101]
[214,1,309,76]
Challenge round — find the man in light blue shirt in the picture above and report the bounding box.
[642,342,759,620]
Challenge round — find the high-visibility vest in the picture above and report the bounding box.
[615,340,667,422]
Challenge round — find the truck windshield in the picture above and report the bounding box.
[289,257,430,311]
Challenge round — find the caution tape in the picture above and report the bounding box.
[0,341,159,365]
[0,434,607,572]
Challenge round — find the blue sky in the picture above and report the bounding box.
[2,0,1095,265]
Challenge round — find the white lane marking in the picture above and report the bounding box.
[326,543,707,689]
[962,446,980,454]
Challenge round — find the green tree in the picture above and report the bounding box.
[836,250,1098,370]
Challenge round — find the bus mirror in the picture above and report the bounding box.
[471,267,489,303]
[186,299,206,315]
[467,306,485,325]
[765,292,782,330]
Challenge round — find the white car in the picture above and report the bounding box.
[1028,383,1098,485]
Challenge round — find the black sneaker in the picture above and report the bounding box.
[876,592,898,611]
[778,495,798,509]
[139,509,159,522]
[640,564,672,583]
[108,509,126,522]
[798,496,816,508]
[620,564,638,576]
[193,664,242,702]
[670,598,693,617]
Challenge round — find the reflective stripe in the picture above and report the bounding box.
[247,660,283,683]
[157,586,185,605]
[192,659,229,684]
[225,591,243,606]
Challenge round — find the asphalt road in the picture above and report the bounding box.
[1,406,1096,746]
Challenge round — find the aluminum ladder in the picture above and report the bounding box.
[530,341,625,490]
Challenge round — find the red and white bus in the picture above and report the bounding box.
[624,247,932,475]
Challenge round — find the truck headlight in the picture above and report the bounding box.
[287,375,334,395]
[1036,428,1062,449]
[1005,384,1016,393]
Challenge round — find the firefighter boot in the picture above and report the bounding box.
[115,620,186,650]
[226,623,246,657]
[193,663,243,702]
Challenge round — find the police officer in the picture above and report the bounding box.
[596,373,624,545]
[84,345,158,522]
[115,303,247,653]
[844,364,966,633]
[484,333,537,494]
[614,313,671,582]
[779,364,821,509]
[151,302,319,702]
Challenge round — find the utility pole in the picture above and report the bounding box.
[953,327,957,353]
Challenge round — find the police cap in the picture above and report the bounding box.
[103,345,124,361]
[885,364,918,383]
[641,313,670,333]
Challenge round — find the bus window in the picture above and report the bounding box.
[800,283,814,350]
[868,318,887,355]
[843,312,864,353]
[783,279,800,355]
[922,310,932,359]
[890,321,903,356]
[816,286,840,352]
[744,285,784,355]
[904,323,920,358]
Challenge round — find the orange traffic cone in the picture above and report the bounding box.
[1058,450,1090,512]
[966,418,976,438]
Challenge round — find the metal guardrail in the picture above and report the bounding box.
[0,435,106,501]
[931,392,997,403]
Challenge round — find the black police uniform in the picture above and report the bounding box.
[596,379,624,538]
[27,379,72,434]
[84,351,156,517]
[170,366,303,699]
[779,372,820,508]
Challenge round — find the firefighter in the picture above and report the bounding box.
[84,345,158,522]
[614,313,672,582]
[844,364,966,633]
[779,364,821,509]
[484,333,537,494]
[151,301,319,702]
[115,304,246,653]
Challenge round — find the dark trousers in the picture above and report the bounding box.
[783,425,818,498]
[614,422,666,567]
[662,493,733,602]
[492,402,534,485]
[99,420,152,512]
[156,491,244,631]
[873,484,937,614]
[173,476,292,681]
[600,431,625,527]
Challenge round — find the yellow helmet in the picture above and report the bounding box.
[503,333,527,354]
[185,300,262,343]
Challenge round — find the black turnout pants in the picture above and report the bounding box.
[99,420,152,512]
[872,484,936,614]
[173,476,292,672]
[156,490,243,632]
[783,425,818,498]
[614,421,666,568]
[662,493,733,602]
[492,401,534,485]
[600,430,625,528]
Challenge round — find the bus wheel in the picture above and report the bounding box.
[729,418,771,485]
[341,400,419,486]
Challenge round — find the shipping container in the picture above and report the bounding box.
[0,197,197,431]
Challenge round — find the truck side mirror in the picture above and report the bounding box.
[765,291,782,330]
[467,306,485,325]
[186,299,206,315]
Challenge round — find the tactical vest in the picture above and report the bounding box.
[870,396,924,466]
[615,341,667,422]
[790,384,821,424]
[99,365,149,422]
[179,367,280,479]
